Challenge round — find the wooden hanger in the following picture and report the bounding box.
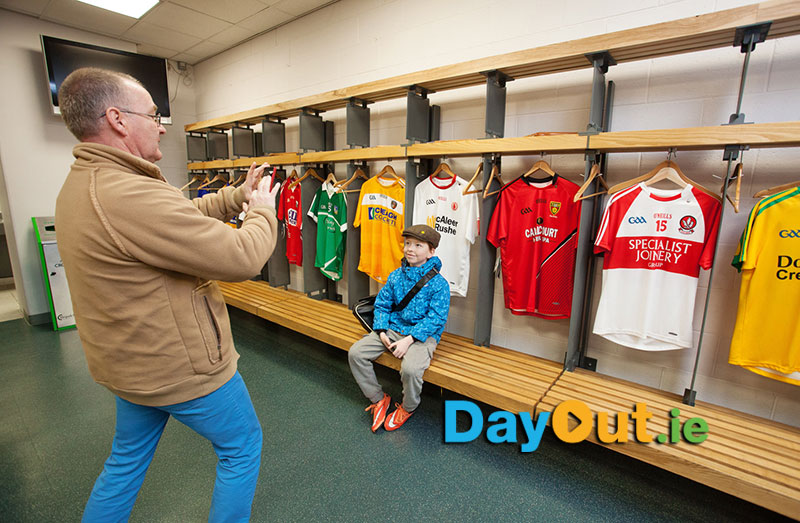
[288,167,324,190]
[608,159,722,201]
[483,163,505,198]
[334,167,369,193]
[376,164,405,187]
[430,162,457,180]
[230,169,247,187]
[180,172,205,192]
[721,162,742,212]
[197,171,227,190]
[323,169,338,188]
[523,159,555,179]
[753,178,800,198]
[574,163,610,202]
[463,162,483,195]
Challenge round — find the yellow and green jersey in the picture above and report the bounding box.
[730,187,800,385]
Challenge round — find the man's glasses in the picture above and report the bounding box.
[99,109,162,126]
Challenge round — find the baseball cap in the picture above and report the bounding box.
[402,224,440,249]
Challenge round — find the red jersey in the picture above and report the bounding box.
[277,182,302,266]
[487,176,581,319]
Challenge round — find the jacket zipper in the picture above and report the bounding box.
[203,296,222,361]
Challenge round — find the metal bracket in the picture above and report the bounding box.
[406,86,439,143]
[682,388,697,406]
[733,21,771,53]
[347,98,371,148]
[722,144,748,162]
[482,70,512,138]
[584,50,617,74]
[579,356,597,372]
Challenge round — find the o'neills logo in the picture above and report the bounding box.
[550,201,561,215]
[678,215,697,235]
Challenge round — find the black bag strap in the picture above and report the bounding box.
[391,267,439,313]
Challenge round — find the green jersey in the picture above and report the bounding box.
[308,182,347,280]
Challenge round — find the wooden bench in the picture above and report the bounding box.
[217,279,800,518]
[218,280,562,414]
[536,368,800,519]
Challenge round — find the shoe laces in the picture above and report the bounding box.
[393,403,410,422]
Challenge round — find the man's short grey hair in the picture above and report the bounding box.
[58,67,144,140]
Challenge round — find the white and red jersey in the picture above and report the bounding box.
[413,176,479,297]
[593,183,721,350]
[487,176,581,319]
[277,182,302,266]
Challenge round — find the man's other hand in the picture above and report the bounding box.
[242,161,270,201]
[243,174,280,213]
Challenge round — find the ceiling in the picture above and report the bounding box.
[0,0,338,64]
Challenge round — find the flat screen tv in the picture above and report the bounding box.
[41,35,171,124]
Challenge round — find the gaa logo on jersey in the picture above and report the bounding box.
[549,201,561,216]
[451,202,459,211]
[628,216,647,224]
[779,229,800,238]
[678,215,697,235]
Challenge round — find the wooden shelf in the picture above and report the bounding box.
[186,121,800,169]
[184,0,800,132]
[187,152,300,170]
[588,121,800,152]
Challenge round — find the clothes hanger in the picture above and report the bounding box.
[483,163,505,198]
[323,169,338,188]
[197,171,226,190]
[180,173,205,192]
[376,163,405,187]
[429,162,457,180]
[230,169,248,187]
[574,163,610,202]
[607,152,722,201]
[521,155,558,185]
[335,167,369,192]
[288,167,324,190]
[753,178,800,198]
[462,162,484,195]
[722,162,743,212]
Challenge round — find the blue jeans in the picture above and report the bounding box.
[82,371,262,523]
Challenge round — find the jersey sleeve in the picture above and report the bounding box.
[486,192,508,247]
[307,188,320,223]
[338,195,348,232]
[412,183,425,224]
[698,194,722,270]
[277,186,286,220]
[732,200,762,271]
[465,192,479,244]
[353,184,366,228]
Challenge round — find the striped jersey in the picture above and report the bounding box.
[593,183,721,350]
[730,187,800,385]
[487,175,580,319]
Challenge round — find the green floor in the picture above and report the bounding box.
[0,307,791,522]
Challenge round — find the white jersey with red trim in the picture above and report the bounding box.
[593,183,721,350]
[413,176,479,297]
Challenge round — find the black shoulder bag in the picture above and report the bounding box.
[352,267,439,333]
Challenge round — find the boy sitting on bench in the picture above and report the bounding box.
[348,224,450,431]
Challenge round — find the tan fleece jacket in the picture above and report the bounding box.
[55,143,277,406]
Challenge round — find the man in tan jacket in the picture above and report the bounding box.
[55,67,278,522]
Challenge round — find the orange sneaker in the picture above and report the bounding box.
[384,403,414,431]
[365,394,391,432]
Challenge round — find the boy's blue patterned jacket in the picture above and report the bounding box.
[372,256,450,342]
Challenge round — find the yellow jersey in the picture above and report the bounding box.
[353,176,405,283]
[730,187,800,385]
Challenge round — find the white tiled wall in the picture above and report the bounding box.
[189,0,800,427]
